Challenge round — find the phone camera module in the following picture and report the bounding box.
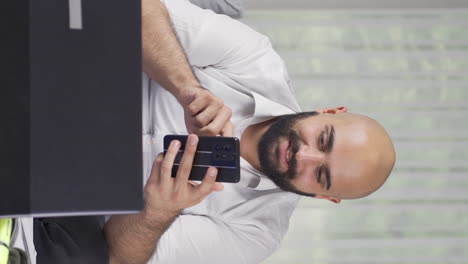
[223,145,232,151]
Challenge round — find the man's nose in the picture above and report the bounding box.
[295,145,325,164]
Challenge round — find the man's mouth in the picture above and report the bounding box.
[280,138,292,171]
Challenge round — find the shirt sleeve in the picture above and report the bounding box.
[161,0,271,70]
[147,214,277,264]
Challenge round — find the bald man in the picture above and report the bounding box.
[105,0,396,263]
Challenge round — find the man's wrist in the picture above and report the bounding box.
[140,207,180,231]
[175,84,204,106]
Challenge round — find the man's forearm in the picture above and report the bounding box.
[105,211,178,264]
[142,0,199,102]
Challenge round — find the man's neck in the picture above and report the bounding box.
[240,118,278,172]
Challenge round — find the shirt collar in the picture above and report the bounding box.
[241,158,279,190]
[251,91,298,120]
[256,174,280,191]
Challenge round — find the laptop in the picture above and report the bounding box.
[1,0,143,217]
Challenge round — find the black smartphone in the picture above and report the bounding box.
[163,135,240,183]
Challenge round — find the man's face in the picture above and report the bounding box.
[258,109,395,201]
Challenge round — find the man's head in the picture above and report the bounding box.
[258,107,396,203]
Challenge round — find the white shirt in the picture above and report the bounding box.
[142,1,303,263]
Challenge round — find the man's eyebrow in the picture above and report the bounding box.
[326,125,335,153]
[325,125,334,190]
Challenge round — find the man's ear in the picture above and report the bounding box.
[317,106,348,115]
[315,195,341,204]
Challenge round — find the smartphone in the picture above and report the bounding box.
[163,135,240,183]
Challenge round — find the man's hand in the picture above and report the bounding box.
[141,0,233,136]
[179,87,233,137]
[143,134,224,220]
[106,134,224,264]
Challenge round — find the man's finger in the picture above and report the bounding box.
[174,134,198,189]
[212,182,224,192]
[186,95,209,117]
[193,101,220,128]
[147,153,164,186]
[195,167,219,199]
[200,106,232,136]
[188,180,200,187]
[219,121,234,137]
[160,140,181,183]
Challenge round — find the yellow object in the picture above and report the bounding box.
[0,218,12,264]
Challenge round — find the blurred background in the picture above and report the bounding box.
[240,1,468,263]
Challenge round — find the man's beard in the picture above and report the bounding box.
[257,111,319,197]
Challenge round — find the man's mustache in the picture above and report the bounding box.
[285,131,300,180]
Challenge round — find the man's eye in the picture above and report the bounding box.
[315,166,326,188]
[315,166,321,183]
[320,132,325,150]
